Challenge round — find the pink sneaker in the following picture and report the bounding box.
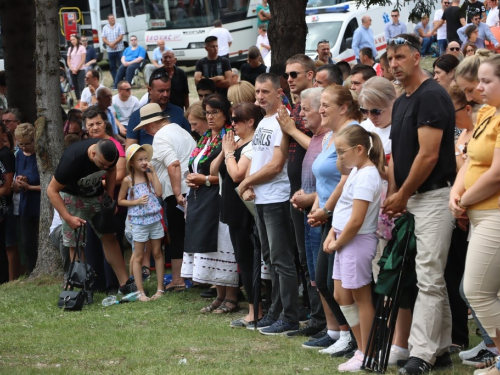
[338,350,365,372]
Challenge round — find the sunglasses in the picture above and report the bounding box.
[472,116,492,139]
[360,107,384,117]
[387,37,419,51]
[149,71,168,84]
[231,116,242,123]
[449,47,460,51]
[120,88,132,91]
[466,49,475,53]
[283,71,307,79]
[444,1,450,4]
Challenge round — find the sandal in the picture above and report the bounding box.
[165,284,186,293]
[213,299,240,314]
[150,290,165,300]
[200,297,224,313]
[138,293,150,302]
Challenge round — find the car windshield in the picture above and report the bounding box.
[305,21,342,52]
[134,0,249,29]
[307,0,341,7]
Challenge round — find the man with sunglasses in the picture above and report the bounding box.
[430,0,466,44]
[457,13,500,48]
[383,33,456,375]
[384,10,408,40]
[80,69,104,112]
[352,16,378,64]
[433,0,451,56]
[315,40,334,64]
[446,41,462,57]
[126,72,191,148]
[112,81,140,129]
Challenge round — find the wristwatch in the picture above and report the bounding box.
[205,176,211,187]
[322,207,333,217]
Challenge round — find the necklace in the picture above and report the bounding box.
[358,162,374,169]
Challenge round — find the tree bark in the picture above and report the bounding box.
[31,0,65,277]
[268,0,309,67]
[0,0,37,124]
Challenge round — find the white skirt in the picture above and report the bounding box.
[181,221,239,287]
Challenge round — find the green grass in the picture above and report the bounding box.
[0,273,483,375]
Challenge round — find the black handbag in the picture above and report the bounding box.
[91,192,120,234]
[58,226,93,311]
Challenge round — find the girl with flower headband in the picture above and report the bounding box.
[182,94,240,314]
[323,125,385,372]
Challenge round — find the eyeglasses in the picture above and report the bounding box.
[472,116,492,139]
[120,88,132,91]
[455,105,467,113]
[2,119,19,124]
[283,71,307,80]
[466,49,475,53]
[81,40,88,43]
[449,47,460,51]
[360,107,384,117]
[337,146,357,157]
[205,109,222,117]
[387,37,419,51]
[231,116,242,123]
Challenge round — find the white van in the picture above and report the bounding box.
[265,0,416,65]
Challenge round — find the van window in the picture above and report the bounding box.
[115,0,125,18]
[100,0,114,20]
[125,0,147,17]
[340,18,358,53]
[305,21,342,52]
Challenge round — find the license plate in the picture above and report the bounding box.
[174,51,185,56]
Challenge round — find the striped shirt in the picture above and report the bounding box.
[102,23,125,52]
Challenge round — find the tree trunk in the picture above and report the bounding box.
[0,0,37,124]
[268,0,308,67]
[31,0,65,277]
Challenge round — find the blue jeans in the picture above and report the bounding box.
[304,215,321,282]
[256,201,298,324]
[437,39,448,56]
[114,62,140,88]
[107,50,123,84]
[421,37,433,56]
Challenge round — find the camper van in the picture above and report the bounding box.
[265,0,416,65]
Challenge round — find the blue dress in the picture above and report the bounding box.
[16,152,40,217]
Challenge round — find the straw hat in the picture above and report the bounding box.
[125,144,154,173]
[132,103,168,131]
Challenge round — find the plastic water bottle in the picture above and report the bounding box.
[102,295,118,307]
[120,291,141,303]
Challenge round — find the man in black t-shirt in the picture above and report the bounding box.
[383,34,456,375]
[47,138,136,294]
[462,0,486,23]
[431,0,466,43]
[194,36,232,97]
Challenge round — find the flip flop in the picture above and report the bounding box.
[165,285,187,293]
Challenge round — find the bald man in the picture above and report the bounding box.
[144,40,173,84]
[446,41,462,59]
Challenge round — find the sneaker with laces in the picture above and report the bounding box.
[250,314,276,331]
[286,323,325,338]
[301,334,336,349]
[260,319,299,336]
[309,327,328,340]
[387,346,410,366]
[398,357,433,375]
[464,350,498,366]
[461,342,488,361]
[338,350,364,372]
[319,333,357,357]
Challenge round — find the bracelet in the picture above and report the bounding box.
[457,199,468,210]
[225,151,235,157]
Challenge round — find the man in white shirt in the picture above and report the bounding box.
[80,69,105,111]
[238,73,299,336]
[434,0,450,56]
[486,0,499,26]
[112,81,140,128]
[208,20,233,59]
[144,40,173,85]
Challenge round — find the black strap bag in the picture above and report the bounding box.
[58,226,94,311]
[91,192,120,234]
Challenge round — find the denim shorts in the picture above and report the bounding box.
[131,220,164,243]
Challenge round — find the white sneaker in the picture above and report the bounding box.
[338,350,364,372]
[319,333,355,356]
[460,342,488,361]
[387,346,409,366]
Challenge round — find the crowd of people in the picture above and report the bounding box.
[3,1,500,374]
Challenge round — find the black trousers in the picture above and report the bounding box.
[165,195,186,260]
[228,225,255,301]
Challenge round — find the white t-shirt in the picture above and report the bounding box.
[151,123,196,199]
[241,142,254,160]
[80,84,105,106]
[249,114,290,204]
[111,95,140,127]
[139,92,149,107]
[332,166,382,234]
[434,9,447,40]
[50,209,62,235]
[360,119,392,156]
[256,34,270,60]
[487,7,499,27]
[209,27,233,56]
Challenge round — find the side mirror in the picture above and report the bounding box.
[346,37,353,49]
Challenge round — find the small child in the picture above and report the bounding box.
[118,144,164,302]
[323,125,384,372]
